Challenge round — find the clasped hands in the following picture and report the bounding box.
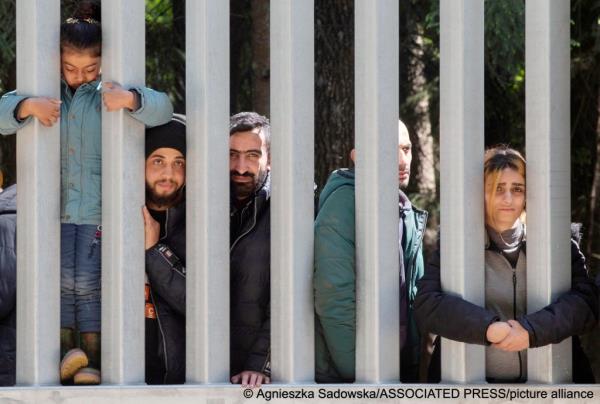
[486,320,529,352]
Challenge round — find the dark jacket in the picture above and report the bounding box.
[230,173,271,376]
[0,184,16,386]
[145,198,186,384]
[414,226,599,382]
[313,169,428,383]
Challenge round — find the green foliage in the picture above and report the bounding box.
[485,0,525,85]
[571,0,600,261]
[0,1,15,94]
[484,0,525,149]
[230,0,254,114]
[146,0,185,113]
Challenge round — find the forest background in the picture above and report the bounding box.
[0,0,599,381]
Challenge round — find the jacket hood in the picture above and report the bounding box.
[0,184,16,213]
[318,169,355,211]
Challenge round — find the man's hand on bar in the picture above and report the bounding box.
[231,370,271,388]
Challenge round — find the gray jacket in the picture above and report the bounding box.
[484,238,527,381]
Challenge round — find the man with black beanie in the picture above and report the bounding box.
[142,115,187,384]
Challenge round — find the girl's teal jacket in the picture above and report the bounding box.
[0,79,173,225]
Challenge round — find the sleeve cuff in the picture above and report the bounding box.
[0,93,32,133]
[483,316,501,346]
[127,87,146,116]
[518,316,537,347]
[13,98,29,123]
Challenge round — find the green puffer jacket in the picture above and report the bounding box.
[314,169,427,383]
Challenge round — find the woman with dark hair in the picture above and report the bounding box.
[415,146,598,383]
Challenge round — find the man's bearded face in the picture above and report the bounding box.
[145,147,186,209]
[229,128,270,201]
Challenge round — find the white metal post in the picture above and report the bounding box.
[15,0,61,386]
[525,0,571,384]
[101,0,146,384]
[186,0,231,384]
[354,0,400,383]
[270,0,316,383]
[440,0,486,383]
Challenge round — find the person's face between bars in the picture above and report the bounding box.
[229,127,270,203]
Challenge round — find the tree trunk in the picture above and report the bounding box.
[314,0,354,190]
[409,31,436,199]
[230,0,252,113]
[172,0,186,113]
[250,0,269,116]
[586,88,600,264]
[403,20,438,260]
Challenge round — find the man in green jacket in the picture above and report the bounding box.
[314,120,428,383]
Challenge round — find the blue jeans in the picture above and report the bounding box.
[60,223,102,332]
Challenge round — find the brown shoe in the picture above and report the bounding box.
[74,367,101,385]
[60,348,88,381]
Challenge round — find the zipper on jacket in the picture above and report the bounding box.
[230,201,258,252]
[511,265,523,381]
[150,288,169,384]
[160,209,170,241]
[406,209,428,301]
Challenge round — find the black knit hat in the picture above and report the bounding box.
[145,114,186,158]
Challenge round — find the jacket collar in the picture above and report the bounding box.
[153,192,186,240]
[485,222,527,250]
[231,171,271,215]
[61,78,102,98]
[254,171,271,214]
[399,189,412,212]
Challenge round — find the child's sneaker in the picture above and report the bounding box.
[73,367,101,385]
[60,348,88,381]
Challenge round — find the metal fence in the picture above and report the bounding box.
[4,0,598,402]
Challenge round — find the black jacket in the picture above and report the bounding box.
[145,199,186,384]
[414,231,598,382]
[0,185,16,386]
[229,173,271,376]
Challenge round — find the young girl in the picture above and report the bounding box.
[0,1,173,384]
[414,146,599,383]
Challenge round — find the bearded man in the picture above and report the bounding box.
[228,112,272,388]
[142,115,187,384]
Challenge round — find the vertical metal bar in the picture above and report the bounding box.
[440,0,485,383]
[270,0,315,383]
[15,0,61,386]
[525,0,571,384]
[186,0,230,383]
[354,0,400,383]
[101,0,146,384]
